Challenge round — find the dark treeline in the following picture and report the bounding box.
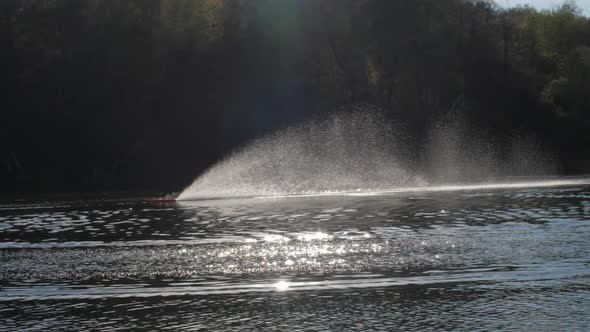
[1,0,590,193]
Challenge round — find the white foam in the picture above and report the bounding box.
[176,178,590,201]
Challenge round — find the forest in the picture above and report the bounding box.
[1,0,589,193]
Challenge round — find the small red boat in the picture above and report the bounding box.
[147,197,176,203]
[147,193,178,203]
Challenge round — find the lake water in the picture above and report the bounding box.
[2,181,590,330]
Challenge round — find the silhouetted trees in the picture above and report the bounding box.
[1,0,589,193]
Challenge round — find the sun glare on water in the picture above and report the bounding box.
[274,280,290,292]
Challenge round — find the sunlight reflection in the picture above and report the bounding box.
[297,232,331,241]
[262,234,290,243]
[274,280,290,291]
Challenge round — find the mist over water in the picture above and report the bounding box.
[424,111,558,182]
[179,105,558,200]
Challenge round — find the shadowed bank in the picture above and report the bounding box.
[1,0,590,193]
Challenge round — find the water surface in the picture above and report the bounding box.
[2,182,590,330]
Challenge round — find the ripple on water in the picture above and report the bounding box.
[1,184,590,330]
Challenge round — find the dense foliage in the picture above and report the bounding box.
[1,0,589,193]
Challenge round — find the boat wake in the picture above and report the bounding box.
[179,106,562,201]
[176,177,590,201]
